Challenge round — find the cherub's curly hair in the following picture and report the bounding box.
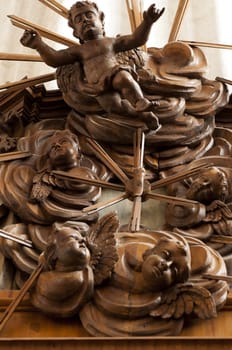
[68,1,105,43]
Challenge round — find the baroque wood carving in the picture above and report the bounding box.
[0,0,231,337]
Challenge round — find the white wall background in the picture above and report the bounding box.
[0,0,231,90]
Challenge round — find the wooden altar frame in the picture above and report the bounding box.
[0,290,231,349]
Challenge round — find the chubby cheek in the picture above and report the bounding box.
[155,269,173,287]
[142,257,173,290]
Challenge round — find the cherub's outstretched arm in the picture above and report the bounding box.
[114,4,165,52]
[20,30,80,67]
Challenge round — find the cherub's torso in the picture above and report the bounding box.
[73,37,120,84]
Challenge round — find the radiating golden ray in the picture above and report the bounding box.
[52,170,125,192]
[139,0,144,23]
[203,273,232,283]
[0,262,43,332]
[179,40,232,50]
[0,229,33,248]
[0,151,32,161]
[216,77,232,85]
[0,73,55,92]
[126,0,144,32]
[126,0,146,51]
[8,15,77,47]
[146,192,201,207]
[82,193,128,215]
[150,163,211,190]
[131,0,142,28]
[86,138,130,185]
[210,235,232,244]
[168,0,189,42]
[0,52,42,62]
[38,0,68,18]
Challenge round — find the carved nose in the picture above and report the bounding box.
[158,259,171,271]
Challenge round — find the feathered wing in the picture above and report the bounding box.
[150,283,217,320]
[31,171,67,202]
[204,200,232,223]
[87,212,119,286]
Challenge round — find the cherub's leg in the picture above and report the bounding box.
[112,70,153,112]
[112,71,160,130]
[96,80,160,131]
[96,91,137,116]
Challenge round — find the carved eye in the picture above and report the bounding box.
[162,250,171,259]
[202,178,210,186]
[75,14,82,23]
[86,11,94,19]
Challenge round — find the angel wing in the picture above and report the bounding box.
[31,171,67,202]
[87,212,119,286]
[150,283,217,320]
[204,200,232,223]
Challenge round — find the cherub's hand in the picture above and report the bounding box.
[144,4,165,24]
[20,29,42,49]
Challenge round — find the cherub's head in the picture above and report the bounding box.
[44,223,90,271]
[48,130,81,170]
[186,166,228,204]
[68,1,105,43]
[142,237,190,291]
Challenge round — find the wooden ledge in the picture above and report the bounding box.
[0,290,231,349]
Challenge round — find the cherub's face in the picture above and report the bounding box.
[142,238,190,291]
[55,228,90,269]
[70,6,103,41]
[49,135,79,169]
[186,167,226,204]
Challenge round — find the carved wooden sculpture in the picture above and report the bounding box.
[0,0,231,338]
[164,155,232,276]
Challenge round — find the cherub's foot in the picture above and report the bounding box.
[136,99,161,112]
[142,112,161,131]
[136,98,156,112]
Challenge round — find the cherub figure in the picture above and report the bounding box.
[30,129,95,201]
[165,163,232,243]
[141,237,190,292]
[115,233,191,293]
[20,1,164,130]
[30,213,119,317]
[0,129,106,225]
[80,230,227,336]
[185,166,229,205]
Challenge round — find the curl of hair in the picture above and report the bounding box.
[217,169,228,202]
[68,1,105,43]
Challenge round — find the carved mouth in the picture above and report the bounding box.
[152,265,163,278]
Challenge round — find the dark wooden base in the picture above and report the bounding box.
[0,290,231,349]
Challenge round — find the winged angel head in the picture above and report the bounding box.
[142,237,191,292]
[43,212,119,284]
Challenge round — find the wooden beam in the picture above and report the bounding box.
[38,0,68,18]
[216,77,232,85]
[0,230,33,248]
[131,0,142,28]
[0,73,55,92]
[203,273,232,283]
[146,192,201,207]
[82,193,128,215]
[168,0,189,42]
[0,151,32,161]
[126,0,136,32]
[52,170,125,192]
[86,138,130,186]
[8,15,77,47]
[179,40,232,50]
[0,52,42,62]
[0,263,43,332]
[150,163,210,190]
